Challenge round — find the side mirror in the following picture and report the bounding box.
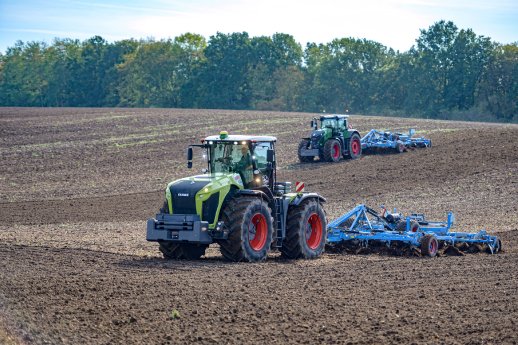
[310,120,315,128]
[187,147,193,168]
[266,149,274,162]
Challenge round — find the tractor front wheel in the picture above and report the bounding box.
[298,139,314,163]
[219,196,273,262]
[281,199,327,259]
[323,139,341,162]
[345,133,362,159]
[159,242,208,260]
[420,234,438,257]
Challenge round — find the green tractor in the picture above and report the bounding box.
[147,131,327,262]
[298,114,362,162]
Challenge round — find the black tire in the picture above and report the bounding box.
[159,242,208,260]
[298,139,314,163]
[219,196,273,262]
[395,142,405,153]
[344,133,362,159]
[395,220,419,232]
[323,139,341,162]
[281,199,327,259]
[420,234,438,257]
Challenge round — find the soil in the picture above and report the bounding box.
[1,107,517,344]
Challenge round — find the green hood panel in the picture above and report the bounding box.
[165,173,243,228]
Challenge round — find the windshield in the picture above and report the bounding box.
[321,118,337,128]
[209,141,253,183]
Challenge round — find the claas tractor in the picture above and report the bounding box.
[298,114,362,163]
[147,131,327,262]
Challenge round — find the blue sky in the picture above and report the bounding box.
[1,0,517,54]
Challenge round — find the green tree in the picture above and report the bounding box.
[193,32,253,109]
[118,34,205,107]
[0,41,49,106]
[479,43,518,121]
[303,38,391,113]
[248,33,303,110]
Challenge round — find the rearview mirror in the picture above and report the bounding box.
[266,149,274,162]
[187,147,193,168]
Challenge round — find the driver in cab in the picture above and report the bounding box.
[234,145,253,186]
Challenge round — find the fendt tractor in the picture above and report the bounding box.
[147,131,327,262]
[298,114,362,163]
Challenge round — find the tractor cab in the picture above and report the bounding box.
[313,115,349,133]
[189,132,277,190]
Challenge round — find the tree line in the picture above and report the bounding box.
[0,20,516,122]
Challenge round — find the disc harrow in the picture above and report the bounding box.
[361,129,431,154]
[326,204,502,257]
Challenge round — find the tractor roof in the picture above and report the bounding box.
[204,133,277,142]
[320,114,349,120]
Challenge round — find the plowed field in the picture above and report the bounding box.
[1,107,517,345]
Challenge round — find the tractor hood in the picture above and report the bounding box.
[311,129,325,138]
[165,173,243,217]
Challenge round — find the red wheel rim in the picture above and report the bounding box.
[351,138,360,155]
[249,213,268,251]
[411,224,419,232]
[332,143,340,159]
[429,238,437,254]
[306,213,323,250]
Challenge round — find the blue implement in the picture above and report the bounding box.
[326,204,501,256]
[361,129,431,153]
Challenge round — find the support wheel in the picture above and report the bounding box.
[219,196,273,262]
[395,142,405,153]
[420,234,438,257]
[395,220,420,232]
[159,242,208,260]
[345,133,362,159]
[323,139,341,162]
[281,199,327,259]
[298,139,314,163]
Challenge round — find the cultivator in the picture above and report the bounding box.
[361,129,431,153]
[326,205,502,257]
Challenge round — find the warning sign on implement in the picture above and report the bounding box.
[295,181,305,192]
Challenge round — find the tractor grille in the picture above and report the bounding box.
[202,192,220,224]
[310,131,323,149]
[170,180,209,215]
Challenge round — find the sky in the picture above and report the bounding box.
[0,0,517,54]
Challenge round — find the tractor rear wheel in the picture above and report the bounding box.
[420,234,438,257]
[298,139,313,163]
[219,196,273,262]
[345,133,361,159]
[323,139,341,162]
[281,199,327,259]
[159,242,208,260]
